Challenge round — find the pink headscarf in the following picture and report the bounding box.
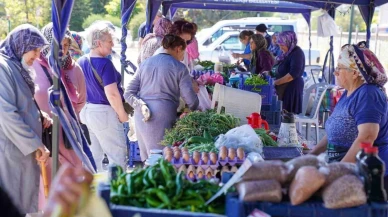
[142,18,172,45]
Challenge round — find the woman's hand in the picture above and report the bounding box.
[43,164,93,217]
[232,53,240,59]
[41,111,53,129]
[118,112,129,123]
[192,80,200,94]
[36,145,50,163]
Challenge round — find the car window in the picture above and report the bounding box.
[220,35,243,51]
[245,24,294,33]
[204,26,240,46]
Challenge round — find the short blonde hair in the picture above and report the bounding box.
[86,24,114,49]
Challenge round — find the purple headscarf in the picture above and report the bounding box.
[142,18,172,45]
[0,24,48,94]
[276,31,298,62]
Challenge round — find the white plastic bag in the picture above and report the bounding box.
[215,125,263,154]
[197,85,211,111]
[218,45,231,64]
[317,12,339,37]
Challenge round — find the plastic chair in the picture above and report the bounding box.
[212,83,262,125]
[295,83,329,144]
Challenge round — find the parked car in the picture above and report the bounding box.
[199,31,321,65]
[197,17,298,51]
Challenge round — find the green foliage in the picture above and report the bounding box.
[82,13,121,29]
[91,0,109,14]
[105,0,120,17]
[128,10,146,39]
[335,5,366,32]
[70,0,92,31]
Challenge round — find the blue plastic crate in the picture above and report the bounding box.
[261,96,282,130]
[226,194,388,217]
[238,76,275,105]
[262,147,303,161]
[97,183,226,217]
[128,141,141,167]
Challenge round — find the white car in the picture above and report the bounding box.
[199,31,321,65]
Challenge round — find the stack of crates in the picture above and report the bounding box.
[123,122,142,168]
[261,95,282,130]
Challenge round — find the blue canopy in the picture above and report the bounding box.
[50,0,96,177]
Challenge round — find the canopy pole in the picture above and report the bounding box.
[348,5,355,44]
[309,24,311,65]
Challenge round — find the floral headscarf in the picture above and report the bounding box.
[40,23,78,100]
[142,18,172,45]
[69,31,84,60]
[41,23,73,70]
[338,43,387,88]
[0,24,48,94]
[276,31,298,62]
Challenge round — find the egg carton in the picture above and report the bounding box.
[176,165,219,182]
[168,156,219,170]
[218,156,245,166]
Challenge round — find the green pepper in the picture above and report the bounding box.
[146,197,162,207]
[159,159,171,182]
[125,173,133,195]
[146,188,170,206]
[142,167,151,187]
[148,167,157,187]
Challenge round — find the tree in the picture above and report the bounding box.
[105,0,120,17]
[3,0,51,33]
[70,0,92,31]
[91,0,109,14]
[335,5,366,32]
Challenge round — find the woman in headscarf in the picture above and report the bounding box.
[0,24,50,213]
[249,34,275,75]
[32,23,84,208]
[268,32,282,58]
[310,42,388,192]
[69,31,84,61]
[138,18,172,64]
[272,31,305,114]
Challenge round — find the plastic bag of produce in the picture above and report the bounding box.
[243,160,289,184]
[322,175,367,209]
[319,162,357,186]
[215,125,263,154]
[286,154,325,182]
[197,85,211,111]
[289,166,326,205]
[237,180,282,202]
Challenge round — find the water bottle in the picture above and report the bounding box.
[102,154,109,171]
[361,147,387,202]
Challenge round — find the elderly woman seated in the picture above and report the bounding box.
[311,42,388,191]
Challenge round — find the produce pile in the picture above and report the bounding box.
[111,159,225,214]
[162,110,240,146]
[236,155,367,209]
[197,60,215,70]
[244,75,269,90]
[255,129,277,147]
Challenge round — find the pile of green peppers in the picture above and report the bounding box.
[110,158,225,214]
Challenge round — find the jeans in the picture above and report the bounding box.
[80,103,127,172]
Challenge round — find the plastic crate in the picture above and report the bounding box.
[238,75,274,105]
[261,96,282,129]
[225,194,388,217]
[97,183,226,217]
[128,141,141,167]
[262,147,303,161]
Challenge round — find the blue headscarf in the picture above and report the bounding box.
[0,24,49,94]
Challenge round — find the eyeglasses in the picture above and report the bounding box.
[334,67,353,73]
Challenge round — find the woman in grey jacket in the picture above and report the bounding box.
[0,24,50,213]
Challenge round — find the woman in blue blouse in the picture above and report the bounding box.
[231,30,254,70]
[269,32,282,58]
[311,42,388,188]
